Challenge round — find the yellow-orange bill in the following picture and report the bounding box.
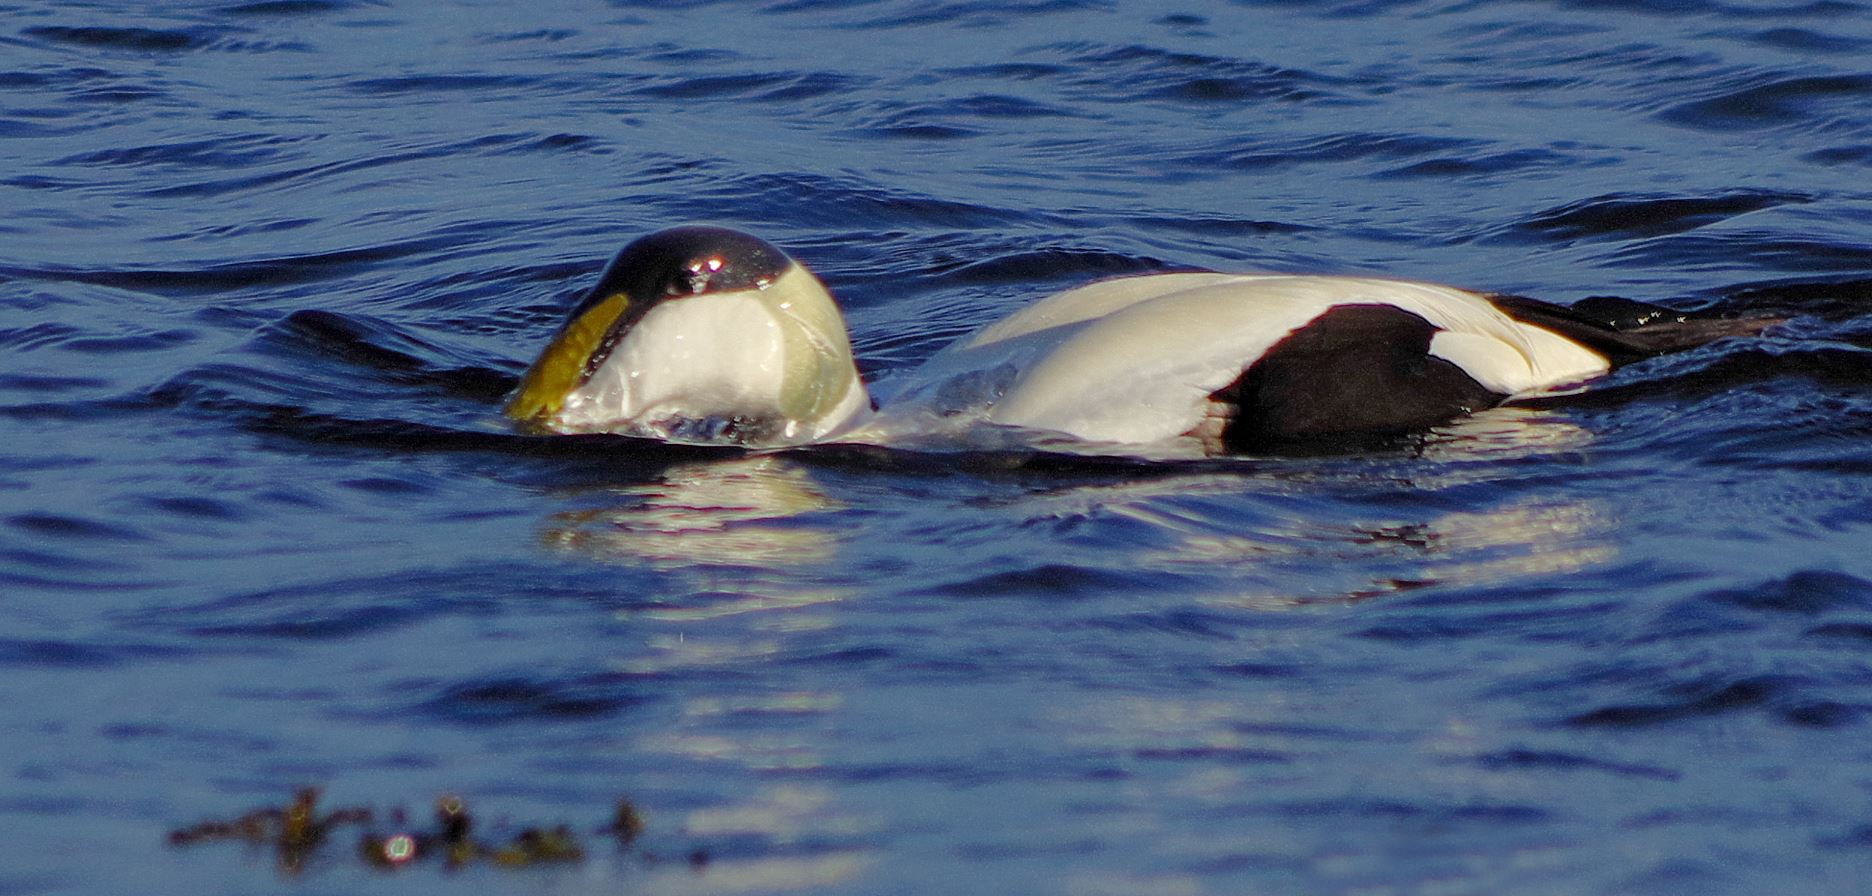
[504,292,629,424]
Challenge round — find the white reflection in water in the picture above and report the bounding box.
[1122,492,1618,609]
[632,695,879,893]
[541,455,854,623]
[1344,407,1617,596]
[541,459,876,888]
[543,411,1614,891]
[646,853,874,894]
[544,408,1615,615]
[998,407,1616,607]
[542,455,843,571]
[636,691,844,773]
[1420,404,1596,462]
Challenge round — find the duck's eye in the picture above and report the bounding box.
[668,256,729,296]
[665,254,776,297]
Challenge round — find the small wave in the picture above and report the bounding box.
[139,132,597,198]
[1131,745,1290,764]
[21,25,213,53]
[1657,72,1872,131]
[1602,233,1872,274]
[694,171,1055,231]
[138,495,249,522]
[1713,569,1872,615]
[1551,0,1859,17]
[133,562,666,645]
[1265,797,1551,826]
[0,322,83,353]
[266,309,516,402]
[1527,570,1872,729]
[925,93,1081,121]
[1473,749,1680,781]
[1567,673,1838,728]
[854,120,981,140]
[828,0,1109,30]
[0,372,111,393]
[1497,190,1811,244]
[916,562,1164,599]
[1172,132,1484,174]
[635,71,862,102]
[1377,147,1589,180]
[1804,144,1872,166]
[0,638,189,670]
[1113,213,1312,240]
[6,512,149,543]
[936,62,1072,81]
[923,247,1174,287]
[51,133,303,170]
[1635,571,1872,644]
[637,44,740,65]
[1721,275,1872,318]
[511,132,602,153]
[214,0,352,15]
[68,85,166,103]
[1057,43,1351,106]
[0,238,457,293]
[415,674,653,725]
[346,73,546,96]
[1720,26,1872,54]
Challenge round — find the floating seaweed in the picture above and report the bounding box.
[174,790,663,874]
[602,797,646,846]
[167,787,373,873]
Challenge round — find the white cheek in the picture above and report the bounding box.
[556,296,787,432]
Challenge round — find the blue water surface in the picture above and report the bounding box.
[4,0,1872,893]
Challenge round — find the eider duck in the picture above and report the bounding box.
[506,225,1771,456]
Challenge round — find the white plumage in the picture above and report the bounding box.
[872,273,1610,449]
[509,226,1764,456]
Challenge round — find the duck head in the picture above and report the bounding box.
[505,226,871,446]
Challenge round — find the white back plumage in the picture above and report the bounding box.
[871,273,1610,449]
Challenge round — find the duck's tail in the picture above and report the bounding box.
[1490,293,1783,365]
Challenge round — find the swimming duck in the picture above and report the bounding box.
[506,225,1769,456]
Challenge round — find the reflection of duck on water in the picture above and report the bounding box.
[542,454,841,572]
[506,226,1774,457]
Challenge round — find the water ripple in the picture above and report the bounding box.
[1499,190,1813,244]
[0,238,459,293]
[4,1,1872,891]
[415,674,654,725]
[1056,43,1354,106]
[1658,72,1872,131]
[214,0,353,15]
[21,25,214,53]
[347,74,546,96]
